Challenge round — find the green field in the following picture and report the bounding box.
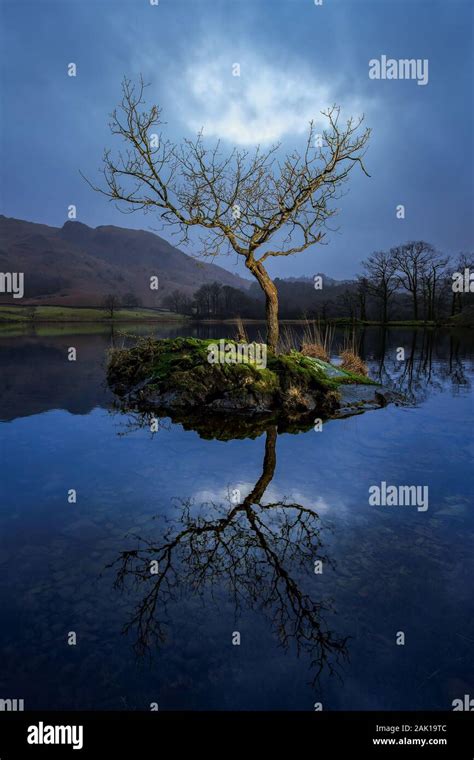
[0,305,187,323]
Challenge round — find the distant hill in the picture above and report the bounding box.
[0,216,250,306]
[282,274,353,287]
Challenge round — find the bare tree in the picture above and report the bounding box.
[391,241,435,321]
[208,281,222,316]
[338,287,358,322]
[86,77,371,351]
[103,293,120,318]
[362,251,398,323]
[421,251,448,321]
[163,288,186,314]
[355,276,369,321]
[319,298,334,321]
[221,284,240,315]
[193,283,213,317]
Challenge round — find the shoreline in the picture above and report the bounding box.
[0,306,470,329]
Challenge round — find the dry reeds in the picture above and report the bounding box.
[338,330,368,376]
[300,320,335,363]
[234,316,249,343]
[278,325,300,354]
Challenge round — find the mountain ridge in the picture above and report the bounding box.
[0,215,250,306]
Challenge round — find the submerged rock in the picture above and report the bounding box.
[107,337,387,425]
[334,384,404,418]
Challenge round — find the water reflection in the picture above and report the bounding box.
[0,325,472,708]
[369,329,471,404]
[107,425,348,684]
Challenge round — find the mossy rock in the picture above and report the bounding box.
[107,337,378,423]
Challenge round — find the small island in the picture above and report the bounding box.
[107,337,397,431]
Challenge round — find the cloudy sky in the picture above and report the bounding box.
[0,0,472,279]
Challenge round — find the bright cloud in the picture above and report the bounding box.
[175,50,362,146]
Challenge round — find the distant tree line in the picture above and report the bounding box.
[162,241,473,323]
[102,292,142,316]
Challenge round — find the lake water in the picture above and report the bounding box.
[0,325,473,710]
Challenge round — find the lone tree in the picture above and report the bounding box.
[103,293,120,318]
[88,77,370,351]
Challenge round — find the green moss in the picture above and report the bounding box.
[267,351,337,392]
[252,367,280,394]
[334,370,378,386]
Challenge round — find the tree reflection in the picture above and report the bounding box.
[107,425,348,684]
[370,328,471,403]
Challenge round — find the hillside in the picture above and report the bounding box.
[0,216,249,306]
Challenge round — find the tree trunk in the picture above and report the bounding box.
[244,426,277,505]
[382,291,388,324]
[246,258,279,352]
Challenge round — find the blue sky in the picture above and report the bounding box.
[0,0,472,279]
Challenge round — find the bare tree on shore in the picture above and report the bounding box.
[362,250,398,323]
[87,77,370,350]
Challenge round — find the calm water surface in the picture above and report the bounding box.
[0,325,473,710]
